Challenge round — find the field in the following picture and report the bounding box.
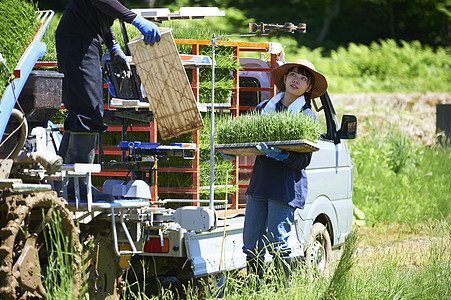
[124,223,450,299]
[5,10,450,299]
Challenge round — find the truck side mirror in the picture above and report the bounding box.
[338,115,357,140]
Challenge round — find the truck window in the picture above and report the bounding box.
[239,77,261,110]
[312,98,329,140]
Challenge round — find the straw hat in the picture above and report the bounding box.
[271,59,328,99]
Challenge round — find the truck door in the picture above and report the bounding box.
[301,92,354,245]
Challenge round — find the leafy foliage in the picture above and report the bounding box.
[143,0,450,49]
[0,0,38,97]
[324,39,451,93]
[41,11,450,94]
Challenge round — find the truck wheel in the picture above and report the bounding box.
[305,223,332,273]
[84,235,123,300]
[193,272,226,298]
[0,191,82,299]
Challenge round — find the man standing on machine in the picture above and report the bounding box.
[55,0,160,200]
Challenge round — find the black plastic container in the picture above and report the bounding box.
[17,70,64,127]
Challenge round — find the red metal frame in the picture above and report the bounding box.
[36,39,279,207]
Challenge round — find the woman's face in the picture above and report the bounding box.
[283,67,312,97]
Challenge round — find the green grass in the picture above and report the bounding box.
[122,223,450,299]
[349,129,451,226]
[41,217,450,299]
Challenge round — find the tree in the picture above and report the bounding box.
[34,0,450,48]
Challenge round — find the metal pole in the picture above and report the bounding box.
[207,31,276,211]
[209,34,216,210]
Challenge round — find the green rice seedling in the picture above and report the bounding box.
[39,13,61,63]
[216,110,322,144]
[41,206,84,299]
[0,0,38,97]
[156,114,236,200]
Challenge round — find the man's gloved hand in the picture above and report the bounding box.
[255,142,289,161]
[220,152,237,161]
[132,15,161,45]
[108,44,131,79]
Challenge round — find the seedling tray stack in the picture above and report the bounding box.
[0,10,54,142]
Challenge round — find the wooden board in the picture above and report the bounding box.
[215,140,320,156]
[128,28,204,140]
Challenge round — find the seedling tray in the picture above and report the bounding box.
[215,140,320,156]
[0,10,54,141]
[127,28,204,140]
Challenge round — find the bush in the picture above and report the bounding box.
[40,14,450,94]
[324,39,451,93]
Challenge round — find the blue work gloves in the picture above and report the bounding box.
[132,15,161,45]
[220,152,236,161]
[108,44,131,79]
[255,142,289,161]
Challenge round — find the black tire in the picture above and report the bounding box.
[193,272,226,298]
[305,223,332,272]
[83,235,123,300]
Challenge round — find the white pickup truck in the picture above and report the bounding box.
[124,54,357,291]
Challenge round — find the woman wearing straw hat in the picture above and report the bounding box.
[243,59,328,285]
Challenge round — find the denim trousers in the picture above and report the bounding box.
[242,195,295,258]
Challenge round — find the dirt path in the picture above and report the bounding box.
[329,223,450,271]
[330,92,451,146]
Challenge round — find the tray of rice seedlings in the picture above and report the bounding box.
[0,0,39,98]
[215,110,322,156]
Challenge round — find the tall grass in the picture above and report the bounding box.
[123,224,449,299]
[40,213,449,299]
[349,128,451,226]
[321,231,361,299]
[348,222,451,299]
